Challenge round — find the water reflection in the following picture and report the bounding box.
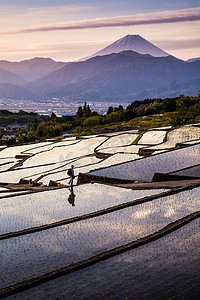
[68,187,76,206]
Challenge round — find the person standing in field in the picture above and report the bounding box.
[68,165,75,188]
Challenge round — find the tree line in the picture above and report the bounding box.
[1,93,200,144]
[76,94,200,129]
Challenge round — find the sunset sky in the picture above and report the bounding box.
[0,0,199,61]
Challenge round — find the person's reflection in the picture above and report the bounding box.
[68,186,76,206]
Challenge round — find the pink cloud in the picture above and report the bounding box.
[0,41,110,53]
[1,8,200,34]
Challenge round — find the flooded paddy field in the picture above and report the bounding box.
[6,218,199,300]
[0,125,200,299]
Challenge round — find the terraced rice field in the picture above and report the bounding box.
[0,184,199,299]
[148,126,200,150]
[6,218,199,300]
[90,143,200,182]
[171,165,200,178]
[0,184,165,235]
[96,133,138,150]
[138,130,167,145]
[0,125,199,299]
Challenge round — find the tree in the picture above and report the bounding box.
[62,115,74,122]
[7,138,16,145]
[50,112,57,120]
[27,132,36,142]
[77,106,83,119]
[17,135,28,144]
[176,97,197,110]
[87,104,91,115]
[136,104,146,117]
[18,110,28,115]
[107,106,113,114]
[0,110,13,116]
[83,102,87,114]
[113,105,124,112]
[106,111,124,123]
[29,118,39,131]
[36,124,45,138]
[127,100,142,110]
[124,109,138,121]
[83,116,103,127]
[162,98,177,112]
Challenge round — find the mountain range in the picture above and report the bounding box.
[0,57,67,82]
[0,35,199,102]
[187,57,200,63]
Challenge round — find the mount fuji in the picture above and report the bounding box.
[80,34,170,61]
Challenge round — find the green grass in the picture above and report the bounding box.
[132,132,144,145]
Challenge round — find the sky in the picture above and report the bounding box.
[0,0,199,61]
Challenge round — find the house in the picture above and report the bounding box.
[2,127,17,140]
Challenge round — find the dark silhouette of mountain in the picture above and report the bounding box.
[26,50,200,101]
[0,68,26,86]
[80,34,170,61]
[0,57,68,82]
[187,57,200,63]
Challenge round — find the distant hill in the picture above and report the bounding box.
[26,50,200,101]
[80,34,170,61]
[0,57,68,82]
[131,78,200,100]
[0,83,34,99]
[0,68,26,86]
[187,57,200,63]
